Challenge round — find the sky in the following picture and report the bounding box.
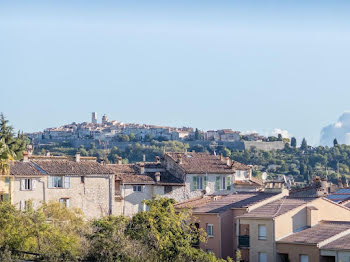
[1,0,350,146]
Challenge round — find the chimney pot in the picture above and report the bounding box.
[117,157,122,165]
[23,152,29,162]
[75,152,81,162]
[155,172,161,182]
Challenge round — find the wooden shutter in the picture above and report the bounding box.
[204,175,208,188]
[227,176,231,190]
[32,179,37,190]
[48,176,53,188]
[66,199,70,208]
[193,176,197,190]
[216,176,220,190]
[20,179,25,190]
[64,177,70,189]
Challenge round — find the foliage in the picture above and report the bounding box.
[0,113,29,160]
[0,139,15,175]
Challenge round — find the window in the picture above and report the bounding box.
[216,176,232,190]
[258,225,267,240]
[164,186,173,194]
[193,176,205,190]
[133,185,142,192]
[48,176,70,189]
[142,203,150,212]
[221,176,226,190]
[300,255,309,262]
[5,177,10,185]
[81,176,85,183]
[206,224,214,237]
[258,252,267,262]
[24,179,31,190]
[59,198,70,208]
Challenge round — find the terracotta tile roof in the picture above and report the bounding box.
[165,152,249,174]
[108,164,184,185]
[10,162,44,176]
[322,233,350,250]
[239,197,317,218]
[278,221,350,245]
[175,192,278,214]
[32,160,114,175]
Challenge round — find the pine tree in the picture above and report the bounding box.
[333,138,338,147]
[300,138,308,151]
[291,137,297,148]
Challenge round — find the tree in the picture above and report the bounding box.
[0,113,29,160]
[129,133,136,142]
[126,198,217,262]
[277,134,283,141]
[194,128,201,140]
[0,139,15,175]
[144,134,153,142]
[300,138,308,151]
[291,137,297,148]
[333,138,338,147]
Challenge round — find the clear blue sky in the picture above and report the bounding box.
[1,0,350,145]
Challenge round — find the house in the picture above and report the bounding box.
[277,221,350,262]
[8,153,115,218]
[108,161,185,217]
[238,195,350,262]
[162,152,259,200]
[321,232,350,262]
[175,191,287,259]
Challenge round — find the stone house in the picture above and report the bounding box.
[320,233,350,262]
[162,152,259,199]
[238,196,350,262]
[8,153,115,218]
[109,161,185,217]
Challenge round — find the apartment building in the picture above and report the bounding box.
[238,196,350,262]
[175,191,288,259]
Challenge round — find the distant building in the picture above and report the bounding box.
[102,114,109,124]
[92,112,97,124]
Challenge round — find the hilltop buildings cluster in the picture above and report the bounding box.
[26,112,286,151]
[1,150,350,261]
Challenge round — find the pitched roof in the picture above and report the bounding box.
[10,162,44,176]
[239,197,317,218]
[278,221,350,245]
[322,233,350,250]
[32,160,114,175]
[165,152,249,174]
[175,192,278,214]
[108,164,184,185]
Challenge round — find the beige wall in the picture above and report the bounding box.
[12,175,113,218]
[277,243,319,262]
[239,218,276,262]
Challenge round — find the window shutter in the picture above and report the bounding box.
[48,176,53,188]
[20,179,25,190]
[3,194,9,201]
[193,176,197,190]
[66,199,70,208]
[64,177,70,189]
[216,176,220,190]
[32,179,37,190]
[227,176,231,190]
[20,200,24,211]
[204,175,208,188]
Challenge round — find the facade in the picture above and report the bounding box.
[175,191,288,259]
[238,196,350,262]
[162,152,259,200]
[8,154,115,218]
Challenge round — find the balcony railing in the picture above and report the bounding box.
[238,235,250,248]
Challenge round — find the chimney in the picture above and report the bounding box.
[75,152,81,162]
[338,179,344,189]
[117,157,122,165]
[155,156,160,163]
[155,172,161,182]
[143,154,146,162]
[100,159,105,165]
[46,151,51,157]
[220,154,224,161]
[307,206,319,227]
[26,145,33,156]
[226,157,232,166]
[23,152,29,162]
[139,163,145,174]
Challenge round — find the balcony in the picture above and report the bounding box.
[238,235,250,248]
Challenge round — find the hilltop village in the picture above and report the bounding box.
[2,149,350,262]
[26,112,286,151]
